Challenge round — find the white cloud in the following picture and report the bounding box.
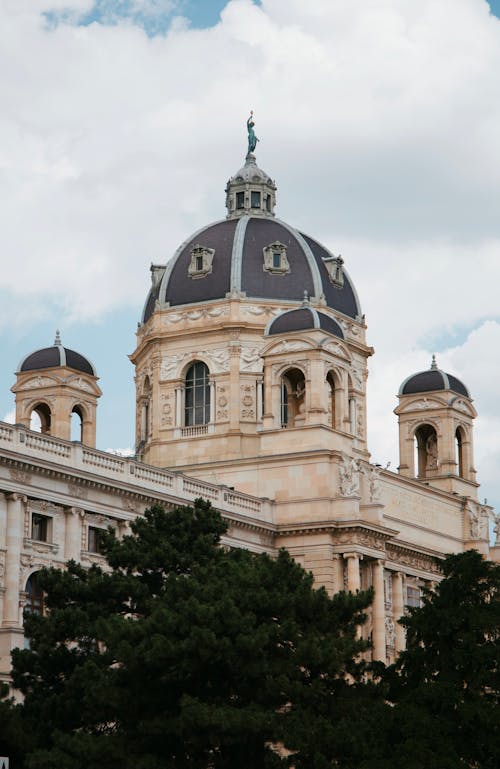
[1,0,500,507]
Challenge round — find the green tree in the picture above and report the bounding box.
[2,500,376,769]
[370,550,500,769]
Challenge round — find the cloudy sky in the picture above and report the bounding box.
[1,0,500,512]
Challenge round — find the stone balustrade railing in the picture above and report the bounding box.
[0,421,273,523]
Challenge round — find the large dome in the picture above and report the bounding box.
[142,150,361,324]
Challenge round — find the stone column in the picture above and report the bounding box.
[344,552,360,592]
[175,385,182,427]
[64,507,83,562]
[3,494,25,627]
[209,381,216,424]
[332,554,344,594]
[392,571,406,653]
[372,559,386,662]
[256,381,263,422]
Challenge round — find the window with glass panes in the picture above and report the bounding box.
[185,362,210,426]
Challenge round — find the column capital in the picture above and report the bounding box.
[7,493,27,504]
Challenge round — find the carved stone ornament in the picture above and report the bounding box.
[242,305,282,317]
[240,384,255,420]
[240,346,263,373]
[493,514,500,546]
[262,241,290,275]
[21,376,58,389]
[187,244,215,279]
[163,306,228,324]
[467,501,488,540]
[385,616,396,647]
[361,463,382,503]
[9,468,32,484]
[205,348,230,372]
[271,340,309,355]
[339,453,360,497]
[323,340,351,361]
[68,482,88,500]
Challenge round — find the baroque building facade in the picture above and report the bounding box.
[1,137,499,682]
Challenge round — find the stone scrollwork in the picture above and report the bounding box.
[339,453,360,497]
[240,384,255,420]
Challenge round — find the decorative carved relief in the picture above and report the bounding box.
[323,340,351,361]
[160,352,189,380]
[270,340,309,355]
[242,305,282,317]
[20,376,58,389]
[160,392,173,427]
[67,482,88,500]
[339,454,360,497]
[163,306,228,324]
[10,468,31,484]
[217,385,228,421]
[351,365,364,391]
[386,545,441,574]
[240,346,263,373]
[205,348,230,372]
[385,616,396,647]
[240,384,255,420]
[467,501,488,540]
[356,401,364,438]
[361,463,382,503]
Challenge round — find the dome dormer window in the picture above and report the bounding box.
[263,241,290,275]
[323,255,344,287]
[188,245,215,279]
[236,191,245,210]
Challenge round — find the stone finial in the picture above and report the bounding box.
[430,354,437,370]
[54,329,62,346]
[302,289,310,305]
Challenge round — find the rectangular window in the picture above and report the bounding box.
[251,191,261,208]
[88,526,102,554]
[406,586,421,608]
[236,191,245,209]
[272,252,281,269]
[195,254,204,271]
[32,513,49,542]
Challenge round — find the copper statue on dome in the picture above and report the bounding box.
[246,111,259,156]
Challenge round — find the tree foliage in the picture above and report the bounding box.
[2,500,374,769]
[370,550,500,769]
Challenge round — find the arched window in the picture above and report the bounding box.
[280,368,305,428]
[455,426,465,477]
[414,424,438,478]
[30,403,51,434]
[71,405,83,442]
[326,371,337,429]
[185,362,210,426]
[141,376,152,441]
[25,573,44,615]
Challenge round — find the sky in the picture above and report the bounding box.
[1,0,500,512]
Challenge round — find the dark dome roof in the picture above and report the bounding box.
[142,216,361,323]
[399,357,469,398]
[18,332,96,376]
[267,307,344,338]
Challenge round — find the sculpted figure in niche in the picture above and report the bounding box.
[425,433,438,470]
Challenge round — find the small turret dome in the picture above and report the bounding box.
[266,306,344,338]
[17,331,96,377]
[399,355,470,398]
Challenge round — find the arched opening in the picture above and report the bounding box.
[25,572,44,615]
[185,362,210,426]
[455,426,465,477]
[30,403,51,434]
[414,424,438,478]
[280,368,306,428]
[326,371,339,429]
[71,405,83,442]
